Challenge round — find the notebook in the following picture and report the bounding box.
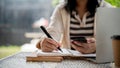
[26,48,96,62]
[36,48,96,57]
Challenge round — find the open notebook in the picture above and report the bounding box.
[37,48,96,57]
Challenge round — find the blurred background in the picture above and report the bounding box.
[0,0,120,59]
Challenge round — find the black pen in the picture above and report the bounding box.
[40,26,63,52]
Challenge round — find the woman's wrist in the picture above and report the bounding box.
[36,41,41,49]
[36,37,45,49]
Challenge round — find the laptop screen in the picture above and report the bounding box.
[95,7,120,63]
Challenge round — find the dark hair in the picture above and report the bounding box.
[64,0,100,16]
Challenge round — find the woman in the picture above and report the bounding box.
[36,0,112,53]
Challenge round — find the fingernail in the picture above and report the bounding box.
[55,49,58,51]
[74,41,77,43]
[71,41,74,43]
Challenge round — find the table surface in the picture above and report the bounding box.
[0,52,113,68]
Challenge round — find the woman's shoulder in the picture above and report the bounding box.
[55,2,66,10]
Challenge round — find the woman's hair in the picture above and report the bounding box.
[64,0,100,16]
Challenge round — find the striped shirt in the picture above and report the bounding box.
[70,11,95,40]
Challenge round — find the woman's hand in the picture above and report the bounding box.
[71,38,96,54]
[37,38,60,52]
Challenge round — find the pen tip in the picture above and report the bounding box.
[58,47,63,52]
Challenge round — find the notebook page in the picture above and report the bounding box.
[37,48,72,56]
[68,49,96,57]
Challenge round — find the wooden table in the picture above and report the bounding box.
[0,52,113,68]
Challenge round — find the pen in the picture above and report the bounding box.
[40,26,63,52]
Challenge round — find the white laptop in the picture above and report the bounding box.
[92,7,120,63]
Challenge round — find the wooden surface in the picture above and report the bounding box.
[26,56,63,62]
[0,52,114,68]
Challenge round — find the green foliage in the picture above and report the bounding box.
[52,0,59,7]
[0,45,20,59]
[105,0,120,7]
[52,0,120,7]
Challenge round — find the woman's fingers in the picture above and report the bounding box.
[71,40,82,46]
[42,46,53,52]
[45,41,58,50]
[46,38,61,47]
[86,38,96,43]
[71,41,96,54]
[41,38,59,52]
[71,44,87,53]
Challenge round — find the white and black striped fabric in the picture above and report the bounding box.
[70,11,95,40]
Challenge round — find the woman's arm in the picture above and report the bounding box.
[36,3,65,50]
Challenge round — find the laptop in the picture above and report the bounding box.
[90,7,120,63]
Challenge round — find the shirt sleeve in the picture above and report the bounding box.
[46,3,65,42]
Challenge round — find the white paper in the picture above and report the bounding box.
[37,48,96,57]
[37,48,72,56]
[68,50,96,57]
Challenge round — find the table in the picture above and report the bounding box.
[0,52,113,68]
